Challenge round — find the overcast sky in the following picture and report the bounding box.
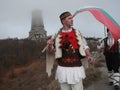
[0,0,120,39]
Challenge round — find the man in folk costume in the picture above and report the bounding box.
[47,11,94,90]
[103,28,120,90]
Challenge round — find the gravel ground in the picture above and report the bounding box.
[84,63,117,90]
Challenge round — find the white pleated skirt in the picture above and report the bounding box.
[55,65,86,84]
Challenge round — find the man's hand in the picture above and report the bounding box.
[85,48,94,64]
[41,39,54,53]
[87,55,94,64]
[47,39,54,52]
[47,39,54,45]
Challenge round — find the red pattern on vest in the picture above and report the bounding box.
[56,29,82,67]
[59,29,79,49]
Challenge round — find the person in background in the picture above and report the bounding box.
[47,11,94,90]
[118,39,120,62]
[103,28,120,90]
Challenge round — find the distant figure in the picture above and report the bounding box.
[103,28,120,90]
[47,11,94,90]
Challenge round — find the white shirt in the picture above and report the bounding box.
[118,39,120,53]
[107,31,114,48]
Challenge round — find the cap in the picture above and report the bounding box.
[59,11,72,21]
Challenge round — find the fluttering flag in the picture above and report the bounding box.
[73,6,120,42]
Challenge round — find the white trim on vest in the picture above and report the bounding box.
[54,29,86,59]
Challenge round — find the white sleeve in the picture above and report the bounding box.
[107,31,114,48]
[82,37,89,50]
[118,39,120,53]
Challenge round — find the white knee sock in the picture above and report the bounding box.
[113,73,120,86]
[108,71,114,83]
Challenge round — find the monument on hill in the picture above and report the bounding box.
[29,10,47,42]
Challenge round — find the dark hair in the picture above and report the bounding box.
[107,28,109,32]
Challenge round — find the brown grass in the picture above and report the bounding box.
[83,57,105,88]
[83,65,102,87]
[0,38,103,90]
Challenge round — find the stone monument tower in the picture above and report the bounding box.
[29,10,46,42]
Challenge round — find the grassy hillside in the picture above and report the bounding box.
[0,39,46,77]
[0,38,103,90]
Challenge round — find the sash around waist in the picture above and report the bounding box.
[56,58,82,67]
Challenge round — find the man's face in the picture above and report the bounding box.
[62,15,73,27]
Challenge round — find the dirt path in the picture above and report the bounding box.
[84,63,115,90]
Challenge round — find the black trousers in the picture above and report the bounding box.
[105,53,120,73]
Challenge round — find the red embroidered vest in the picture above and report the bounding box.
[56,29,83,67]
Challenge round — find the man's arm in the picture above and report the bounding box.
[82,36,94,64]
[85,48,94,64]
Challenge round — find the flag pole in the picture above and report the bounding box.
[104,25,106,37]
